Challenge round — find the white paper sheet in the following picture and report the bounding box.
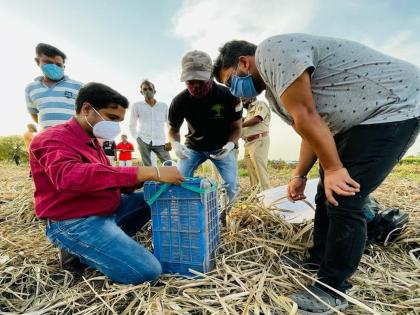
[257,178,319,223]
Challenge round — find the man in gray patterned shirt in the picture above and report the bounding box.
[214,33,419,314]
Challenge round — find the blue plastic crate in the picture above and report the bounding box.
[144,177,219,276]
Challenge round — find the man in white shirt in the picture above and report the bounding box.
[129,80,172,166]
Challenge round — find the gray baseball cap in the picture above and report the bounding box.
[180,50,212,82]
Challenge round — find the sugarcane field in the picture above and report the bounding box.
[1,157,419,314]
[1,1,420,314]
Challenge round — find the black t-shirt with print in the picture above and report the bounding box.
[102,140,116,156]
[169,83,242,151]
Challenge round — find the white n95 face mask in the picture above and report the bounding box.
[92,120,121,140]
[85,107,121,140]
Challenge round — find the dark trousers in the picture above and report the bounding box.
[309,118,419,292]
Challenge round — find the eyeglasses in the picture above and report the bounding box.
[141,87,154,92]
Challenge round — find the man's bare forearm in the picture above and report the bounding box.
[281,71,342,172]
[168,127,181,143]
[294,138,318,176]
[228,119,242,143]
[293,112,342,171]
[242,116,262,127]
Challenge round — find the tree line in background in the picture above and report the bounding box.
[0,136,28,163]
[0,135,417,168]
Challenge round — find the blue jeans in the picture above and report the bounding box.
[178,148,238,203]
[45,192,162,284]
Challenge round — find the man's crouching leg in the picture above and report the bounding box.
[46,211,161,284]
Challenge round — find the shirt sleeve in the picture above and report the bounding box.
[30,138,138,193]
[25,86,38,114]
[168,97,184,129]
[73,82,83,98]
[225,90,242,121]
[129,103,138,138]
[256,35,315,98]
[162,102,169,123]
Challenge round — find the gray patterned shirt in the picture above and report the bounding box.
[255,33,420,134]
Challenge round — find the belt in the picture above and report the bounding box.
[244,131,269,142]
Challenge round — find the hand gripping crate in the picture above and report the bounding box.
[144,177,219,276]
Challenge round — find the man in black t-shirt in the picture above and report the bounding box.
[102,140,117,166]
[169,50,243,206]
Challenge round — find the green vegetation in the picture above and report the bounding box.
[196,155,419,183]
[388,155,420,181]
[0,135,28,162]
[400,155,420,165]
[238,168,249,177]
[240,156,419,182]
[1,131,417,182]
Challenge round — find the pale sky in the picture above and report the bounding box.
[1,0,419,160]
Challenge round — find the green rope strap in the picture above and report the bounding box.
[146,178,217,206]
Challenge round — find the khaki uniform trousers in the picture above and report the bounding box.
[244,136,270,190]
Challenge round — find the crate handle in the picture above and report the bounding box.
[146,178,217,206]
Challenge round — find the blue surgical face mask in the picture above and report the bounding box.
[41,63,64,81]
[230,69,258,98]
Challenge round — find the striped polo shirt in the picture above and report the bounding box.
[25,76,83,129]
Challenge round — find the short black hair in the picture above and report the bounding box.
[35,43,67,61]
[140,79,155,90]
[76,83,129,113]
[213,40,257,82]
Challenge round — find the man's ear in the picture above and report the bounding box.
[238,56,251,71]
[81,102,92,115]
[34,57,40,66]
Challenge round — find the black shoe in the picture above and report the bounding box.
[280,254,320,271]
[59,248,86,276]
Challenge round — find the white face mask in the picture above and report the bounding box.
[85,107,121,140]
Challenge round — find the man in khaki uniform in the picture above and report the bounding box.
[242,97,271,190]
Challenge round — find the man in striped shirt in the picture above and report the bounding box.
[25,43,83,130]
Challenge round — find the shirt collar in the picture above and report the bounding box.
[34,75,69,83]
[67,117,95,144]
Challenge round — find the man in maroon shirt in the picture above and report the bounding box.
[29,82,184,284]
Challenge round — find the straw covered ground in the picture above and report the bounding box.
[0,161,419,314]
